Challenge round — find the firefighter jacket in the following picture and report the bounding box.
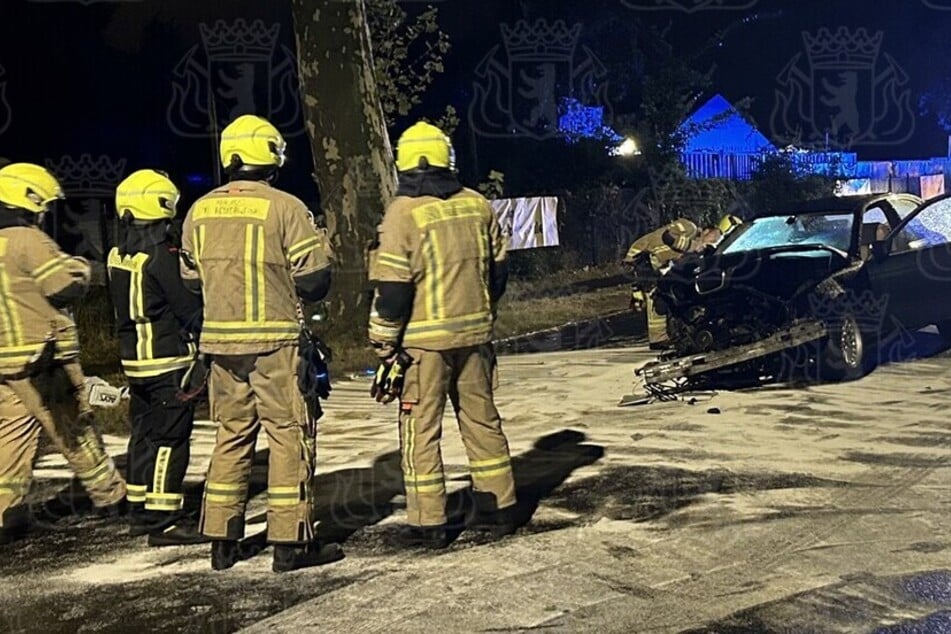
[180,180,331,356]
[623,218,699,272]
[369,182,508,353]
[107,226,203,381]
[0,223,89,376]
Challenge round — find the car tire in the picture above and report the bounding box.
[821,312,874,381]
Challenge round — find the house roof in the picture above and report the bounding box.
[679,94,776,155]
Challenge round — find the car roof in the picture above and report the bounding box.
[756,194,921,218]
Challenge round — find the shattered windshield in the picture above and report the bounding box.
[721,212,853,255]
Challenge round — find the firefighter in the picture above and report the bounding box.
[107,169,206,546]
[623,218,699,349]
[0,163,126,544]
[368,121,517,549]
[180,114,341,572]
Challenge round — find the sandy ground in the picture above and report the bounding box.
[0,333,949,633]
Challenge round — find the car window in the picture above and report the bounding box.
[892,197,951,253]
[890,197,919,220]
[863,205,888,225]
[721,212,853,255]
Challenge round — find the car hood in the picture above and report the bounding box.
[660,246,849,302]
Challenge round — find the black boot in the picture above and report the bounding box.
[0,525,28,546]
[92,499,129,522]
[129,510,174,538]
[396,525,449,549]
[211,540,239,571]
[272,541,345,573]
[468,506,518,539]
[148,519,211,547]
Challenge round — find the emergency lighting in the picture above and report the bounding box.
[614,137,641,157]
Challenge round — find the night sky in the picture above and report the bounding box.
[2,0,950,210]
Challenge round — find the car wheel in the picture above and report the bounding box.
[821,313,874,381]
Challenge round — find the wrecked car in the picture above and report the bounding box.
[642,192,951,388]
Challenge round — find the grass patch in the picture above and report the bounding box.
[495,285,631,339]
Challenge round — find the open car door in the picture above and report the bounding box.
[865,194,951,331]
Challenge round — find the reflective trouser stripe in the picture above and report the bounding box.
[204,482,245,504]
[145,492,184,512]
[0,479,29,496]
[267,486,301,507]
[77,459,114,487]
[403,473,445,494]
[126,483,148,503]
[153,447,171,496]
[469,456,513,480]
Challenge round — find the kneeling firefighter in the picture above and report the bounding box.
[0,163,126,544]
[180,114,341,572]
[107,169,207,546]
[623,218,699,349]
[368,121,518,549]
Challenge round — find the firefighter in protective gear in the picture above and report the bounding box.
[0,163,126,544]
[181,114,342,572]
[108,169,206,546]
[623,218,699,349]
[369,121,517,549]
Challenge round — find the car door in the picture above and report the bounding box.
[866,195,951,330]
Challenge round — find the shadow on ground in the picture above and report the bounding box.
[683,570,951,634]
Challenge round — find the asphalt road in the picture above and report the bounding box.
[0,331,948,633]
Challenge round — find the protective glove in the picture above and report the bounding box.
[630,289,646,312]
[177,355,210,402]
[370,349,413,404]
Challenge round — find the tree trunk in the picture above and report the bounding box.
[291,0,397,332]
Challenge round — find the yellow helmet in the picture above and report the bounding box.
[115,169,180,222]
[219,114,287,169]
[718,214,743,235]
[396,121,454,172]
[0,163,65,213]
[662,218,699,253]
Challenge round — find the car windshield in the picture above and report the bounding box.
[721,212,854,254]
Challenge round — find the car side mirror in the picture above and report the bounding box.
[870,240,889,259]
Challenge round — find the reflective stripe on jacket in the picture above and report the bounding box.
[369,188,506,351]
[181,180,331,355]
[0,226,88,373]
[107,243,202,380]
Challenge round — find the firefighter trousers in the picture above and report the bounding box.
[646,291,669,346]
[126,369,195,523]
[0,362,126,528]
[200,345,317,544]
[399,344,516,527]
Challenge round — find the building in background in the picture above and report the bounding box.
[680,94,950,199]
